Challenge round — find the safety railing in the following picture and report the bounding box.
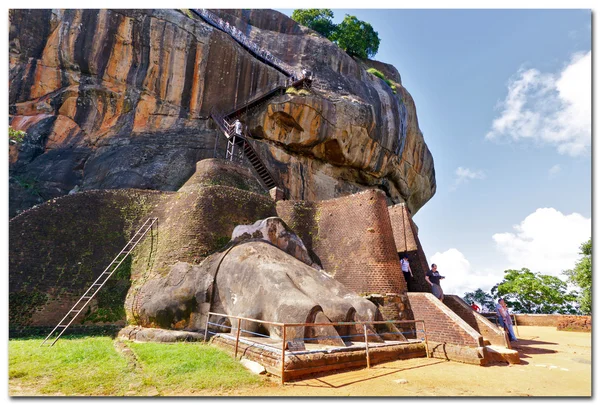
[192,8,295,78]
[204,312,429,384]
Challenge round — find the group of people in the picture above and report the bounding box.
[402,256,518,342]
[400,256,445,301]
[469,299,518,341]
[198,9,285,69]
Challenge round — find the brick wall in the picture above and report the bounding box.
[513,314,591,327]
[179,159,265,195]
[388,203,431,292]
[9,189,166,328]
[443,295,506,346]
[10,182,277,328]
[277,189,405,295]
[408,293,486,364]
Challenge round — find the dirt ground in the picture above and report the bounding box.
[231,326,592,397]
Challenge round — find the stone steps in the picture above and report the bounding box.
[484,345,520,365]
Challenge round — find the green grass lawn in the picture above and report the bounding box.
[9,336,264,396]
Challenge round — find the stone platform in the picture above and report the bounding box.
[211,333,427,381]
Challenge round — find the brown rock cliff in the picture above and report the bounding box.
[9,8,435,216]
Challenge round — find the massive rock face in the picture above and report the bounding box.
[9,8,435,217]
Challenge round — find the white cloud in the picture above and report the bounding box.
[450,166,485,190]
[486,51,591,156]
[492,208,591,278]
[429,248,497,296]
[548,164,561,177]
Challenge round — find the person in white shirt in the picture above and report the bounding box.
[400,255,413,290]
[234,119,243,136]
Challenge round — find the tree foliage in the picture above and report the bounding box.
[563,238,592,315]
[292,10,381,59]
[494,268,578,314]
[291,9,336,38]
[463,288,495,312]
[9,127,26,144]
[331,15,380,59]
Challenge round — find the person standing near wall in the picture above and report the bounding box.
[496,298,518,341]
[470,302,480,312]
[425,263,445,300]
[400,255,413,291]
[501,299,518,342]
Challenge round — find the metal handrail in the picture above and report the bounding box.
[205,311,429,384]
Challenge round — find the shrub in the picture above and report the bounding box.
[367,68,397,94]
[367,68,385,80]
[9,127,26,144]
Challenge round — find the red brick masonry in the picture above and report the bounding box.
[408,292,487,365]
[443,295,506,346]
[277,189,406,295]
[388,203,431,293]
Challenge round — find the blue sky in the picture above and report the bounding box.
[278,8,592,296]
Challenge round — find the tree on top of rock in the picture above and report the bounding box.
[291,9,336,38]
[331,15,380,59]
[292,10,380,60]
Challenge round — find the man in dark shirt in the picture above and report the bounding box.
[426,263,445,300]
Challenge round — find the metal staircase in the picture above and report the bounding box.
[210,109,276,189]
[40,217,158,347]
[192,8,314,191]
[191,8,295,78]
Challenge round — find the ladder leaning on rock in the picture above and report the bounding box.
[40,217,158,347]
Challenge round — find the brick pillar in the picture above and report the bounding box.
[269,187,285,202]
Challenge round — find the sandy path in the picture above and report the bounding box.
[232,326,591,397]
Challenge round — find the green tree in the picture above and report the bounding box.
[331,15,380,59]
[495,268,578,314]
[463,288,495,312]
[563,238,592,315]
[291,9,336,38]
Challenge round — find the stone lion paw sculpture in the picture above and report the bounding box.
[129,218,406,345]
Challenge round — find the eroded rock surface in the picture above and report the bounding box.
[129,239,400,345]
[10,8,435,217]
[231,217,318,268]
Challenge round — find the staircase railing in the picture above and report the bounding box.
[191,8,295,78]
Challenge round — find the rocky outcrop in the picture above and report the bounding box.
[10,8,435,217]
[231,217,317,268]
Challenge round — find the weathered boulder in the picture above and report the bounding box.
[118,325,205,342]
[9,8,435,217]
[132,261,213,329]
[210,241,387,345]
[231,217,318,268]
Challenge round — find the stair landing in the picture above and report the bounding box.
[484,345,520,365]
